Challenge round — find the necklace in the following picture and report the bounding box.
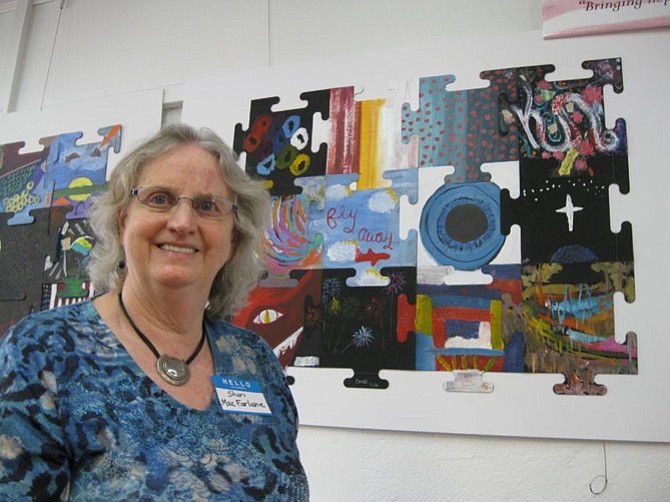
[118,292,207,386]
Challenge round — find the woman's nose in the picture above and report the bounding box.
[167,198,198,230]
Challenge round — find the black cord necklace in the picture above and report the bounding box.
[118,292,207,386]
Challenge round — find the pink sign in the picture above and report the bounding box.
[543,0,670,39]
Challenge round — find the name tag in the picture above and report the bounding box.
[211,376,273,416]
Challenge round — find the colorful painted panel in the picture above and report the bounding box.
[232,58,636,395]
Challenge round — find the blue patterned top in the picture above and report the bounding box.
[0,300,309,500]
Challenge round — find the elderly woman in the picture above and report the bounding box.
[0,124,309,500]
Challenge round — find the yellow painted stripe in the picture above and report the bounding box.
[358,99,384,189]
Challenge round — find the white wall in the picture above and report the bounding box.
[2,1,669,500]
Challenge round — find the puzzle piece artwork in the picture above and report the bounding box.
[0,126,121,334]
[232,58,636,395]
[299,267,417,389]
[400,71,519,183]
[0,208,57,334]
[233,90,330,196]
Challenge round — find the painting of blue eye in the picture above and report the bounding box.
[420,182,504,271]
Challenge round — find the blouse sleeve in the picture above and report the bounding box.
[0,321,71,500]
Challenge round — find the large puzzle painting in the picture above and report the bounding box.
[228,57,636,397]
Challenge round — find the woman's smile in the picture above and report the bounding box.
[158,243,198,254]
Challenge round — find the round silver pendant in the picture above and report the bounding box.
[157,355,190,386]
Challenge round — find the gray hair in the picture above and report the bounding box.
[86,123,271,320]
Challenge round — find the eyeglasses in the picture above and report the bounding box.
[130,186,238,219]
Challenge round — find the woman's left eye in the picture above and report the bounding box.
[150,193,170,205]
[199,200,216,211]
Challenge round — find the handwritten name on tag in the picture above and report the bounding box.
[211,376,272,416]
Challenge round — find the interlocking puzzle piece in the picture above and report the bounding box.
[401,71,518,183]
[0,140,50,175]
[233,270,323,369]
[3,125,120,225]
[307,171,417,287]
[325,85,419,182]
[0,207,62,335]
[402,264,523,393]
[46,125,121,221]
[0,141,50,224]
[521,263,637,395]
[501,158,633,269]
[42,214,95,302]
[261,191,324,287]
[296,267,417,389]
[233,90,330,196]
[499,58,625,162]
